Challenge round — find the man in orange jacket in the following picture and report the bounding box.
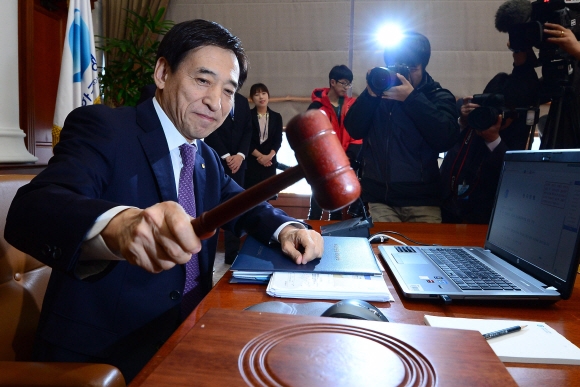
[307,65,363,220]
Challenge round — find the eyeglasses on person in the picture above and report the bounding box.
[336,80,352,89]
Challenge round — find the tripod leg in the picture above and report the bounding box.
[540,95,563,149]
[525,124,535,150]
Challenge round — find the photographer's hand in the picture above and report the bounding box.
[544,23,580,61]
[459,97,479,129]
[365,69,380,97]
[382,74,414,101]
[477,115,502,144]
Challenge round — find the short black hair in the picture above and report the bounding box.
[383,31,431,69]
[156,19,248,89]
[328,65,353,84]
[249,83,270,98]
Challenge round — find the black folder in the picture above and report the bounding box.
[230,236,382,281]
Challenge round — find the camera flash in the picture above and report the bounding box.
[376,24,404,49]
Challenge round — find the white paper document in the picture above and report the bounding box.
[424,315,580,365]
[232,271,272,281]
[266,272,394,302]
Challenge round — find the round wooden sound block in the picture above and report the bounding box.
[239,323,436,387]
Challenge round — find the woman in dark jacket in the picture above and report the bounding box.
[245,83,283,191]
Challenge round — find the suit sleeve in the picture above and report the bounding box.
[201,142,295,242]
[272,112,284,152]
[402,87,460,152]
[248,115,259,154]
[5,106,124,276]
[237,96,253,157]
[204,122,230,157]
[344,90,382,140]
[307,101,322,110]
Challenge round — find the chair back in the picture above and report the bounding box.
[0,174,51,361]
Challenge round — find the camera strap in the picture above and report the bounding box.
[449,129,475,196]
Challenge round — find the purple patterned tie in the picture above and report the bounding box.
[178,143,204,318]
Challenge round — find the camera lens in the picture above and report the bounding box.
[366,67,402,95]
[468,106,502,131]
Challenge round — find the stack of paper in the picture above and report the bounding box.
[424,315,580,364]
[266,272,394,302]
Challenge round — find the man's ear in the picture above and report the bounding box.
[154,57,169,90]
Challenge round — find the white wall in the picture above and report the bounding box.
[0,0,37,162]
[167,0,517,125]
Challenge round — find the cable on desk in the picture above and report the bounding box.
[368,233,407,246]
[369,230,439,246]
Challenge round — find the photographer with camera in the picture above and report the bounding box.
[495,0,580,148]
[344,32,458,223]
[544,22,580,60]
[440,48,540,224]
[542,20,580,149]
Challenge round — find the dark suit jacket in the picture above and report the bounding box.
[204,93,252,185]
[4,98,294,379]
[245,107,283,188]
[440,128,509,224]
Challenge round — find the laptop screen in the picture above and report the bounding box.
[485,149,580,299]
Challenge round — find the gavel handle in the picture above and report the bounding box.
[191,165,305,239]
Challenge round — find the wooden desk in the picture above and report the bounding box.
[130,222,580,387]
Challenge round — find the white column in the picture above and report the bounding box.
[0,0,37,163]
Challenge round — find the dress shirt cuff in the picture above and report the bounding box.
[486,137,502,152]
[76,206,135,280]
[272,221,305,242]
[80,206,135,261]
[221,153,231,159]
[236,152,246,160]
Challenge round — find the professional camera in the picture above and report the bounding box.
[366,65,410,95]
[509,1,578,51]
[496,0,580,148]
[505,0,580,84]
[467,93,538,131]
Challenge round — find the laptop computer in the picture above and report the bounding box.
[379,149,580,301]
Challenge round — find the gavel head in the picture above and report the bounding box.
[285,110,361,211]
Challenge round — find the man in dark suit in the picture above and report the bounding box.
[4,19,323,383]
[204,92,252,264]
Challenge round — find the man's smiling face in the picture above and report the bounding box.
[154,45,240,141]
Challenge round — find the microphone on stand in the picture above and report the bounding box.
[320,197,374,238]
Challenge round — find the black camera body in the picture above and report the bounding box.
[468,93,508,131]
[509,0,579,85]
[366,65,410,95]
[509,0,575,52]
[468,93,538,131]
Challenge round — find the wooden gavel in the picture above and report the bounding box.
[191,109,361,239]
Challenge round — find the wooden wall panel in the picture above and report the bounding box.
[32,7,65,145]
[18,0,67,164]
[270,193,310,220]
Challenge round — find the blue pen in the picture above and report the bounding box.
[482,325,527,340]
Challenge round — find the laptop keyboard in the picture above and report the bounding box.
[422,248,522,291]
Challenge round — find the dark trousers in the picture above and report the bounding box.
[32,306,181,384]
[307,143,363,221]
[307,196,343,220]
[223,163,245,264]
[224,230,240,264]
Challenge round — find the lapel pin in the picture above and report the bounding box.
[201,163,205,169]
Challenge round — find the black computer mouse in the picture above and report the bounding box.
[321,299,389,322]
